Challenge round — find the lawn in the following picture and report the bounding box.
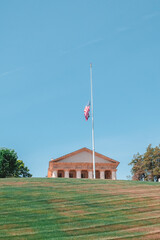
[0,178,160,239]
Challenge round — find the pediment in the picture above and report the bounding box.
[52,148,119,165]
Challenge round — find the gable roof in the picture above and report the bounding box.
[50,147,120,165]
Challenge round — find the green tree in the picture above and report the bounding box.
[129,153,145,181]
[143,144,155,181]
[14,160,32,178]
[129,144,160,182]
[0,148,32,178]
[152,145,160,181]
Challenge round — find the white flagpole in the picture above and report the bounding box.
[90,63,96,179]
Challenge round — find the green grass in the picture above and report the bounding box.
[0,178,160,239]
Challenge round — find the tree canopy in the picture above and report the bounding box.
[0,148,32,178]
[129,144,160,182]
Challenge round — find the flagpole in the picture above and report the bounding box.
[90,63,96,179]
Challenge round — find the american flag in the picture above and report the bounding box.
[84,102,90,121]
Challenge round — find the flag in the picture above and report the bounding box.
[84,102,90,121]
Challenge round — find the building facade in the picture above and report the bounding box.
[48,148,119,180]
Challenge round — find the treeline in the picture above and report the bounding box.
[129,144,160,182]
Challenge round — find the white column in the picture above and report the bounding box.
[65,170,69,178]
[52,170,57,178]
[76,170,81,179]
[100,171,105,179]
[112,171,116,180]
[88,171,93,179]
[158,178,160,182]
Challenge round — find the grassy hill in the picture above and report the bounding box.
[0,178,160,240]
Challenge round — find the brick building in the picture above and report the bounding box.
[48,147,119,180]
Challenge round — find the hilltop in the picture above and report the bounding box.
[0,178,160,239]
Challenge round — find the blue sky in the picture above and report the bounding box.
[0,0,160,179]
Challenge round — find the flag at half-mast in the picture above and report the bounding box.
[84,102,90,121]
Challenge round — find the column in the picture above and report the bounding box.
[88,171,93,179]
[100,171,105,179]
[65,170,69,178]
[52,170,57,178]
[112,171,116,180]
[76,170,81,179]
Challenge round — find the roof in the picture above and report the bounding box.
[50,147,120,165]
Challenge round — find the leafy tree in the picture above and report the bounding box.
[129,144,160,182]
[14,160,32,178]
[129,153,145,181]
[152,146,160,181]
[0,148,32,178]
[0,148,17,178]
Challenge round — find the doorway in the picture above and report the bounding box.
[58,170,64,178]
[96,170,100,179]
[69,170,76,178]
[81,170,88,178]
[105,170,111,179]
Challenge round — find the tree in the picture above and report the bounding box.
[0,148,32,178]
[129,144,160,182]
[152,146,160,181]
[14,160,32,178]
[129,153,145,181]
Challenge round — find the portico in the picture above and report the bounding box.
[51,169,117,180]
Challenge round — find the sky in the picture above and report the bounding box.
[0,0,160,179]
